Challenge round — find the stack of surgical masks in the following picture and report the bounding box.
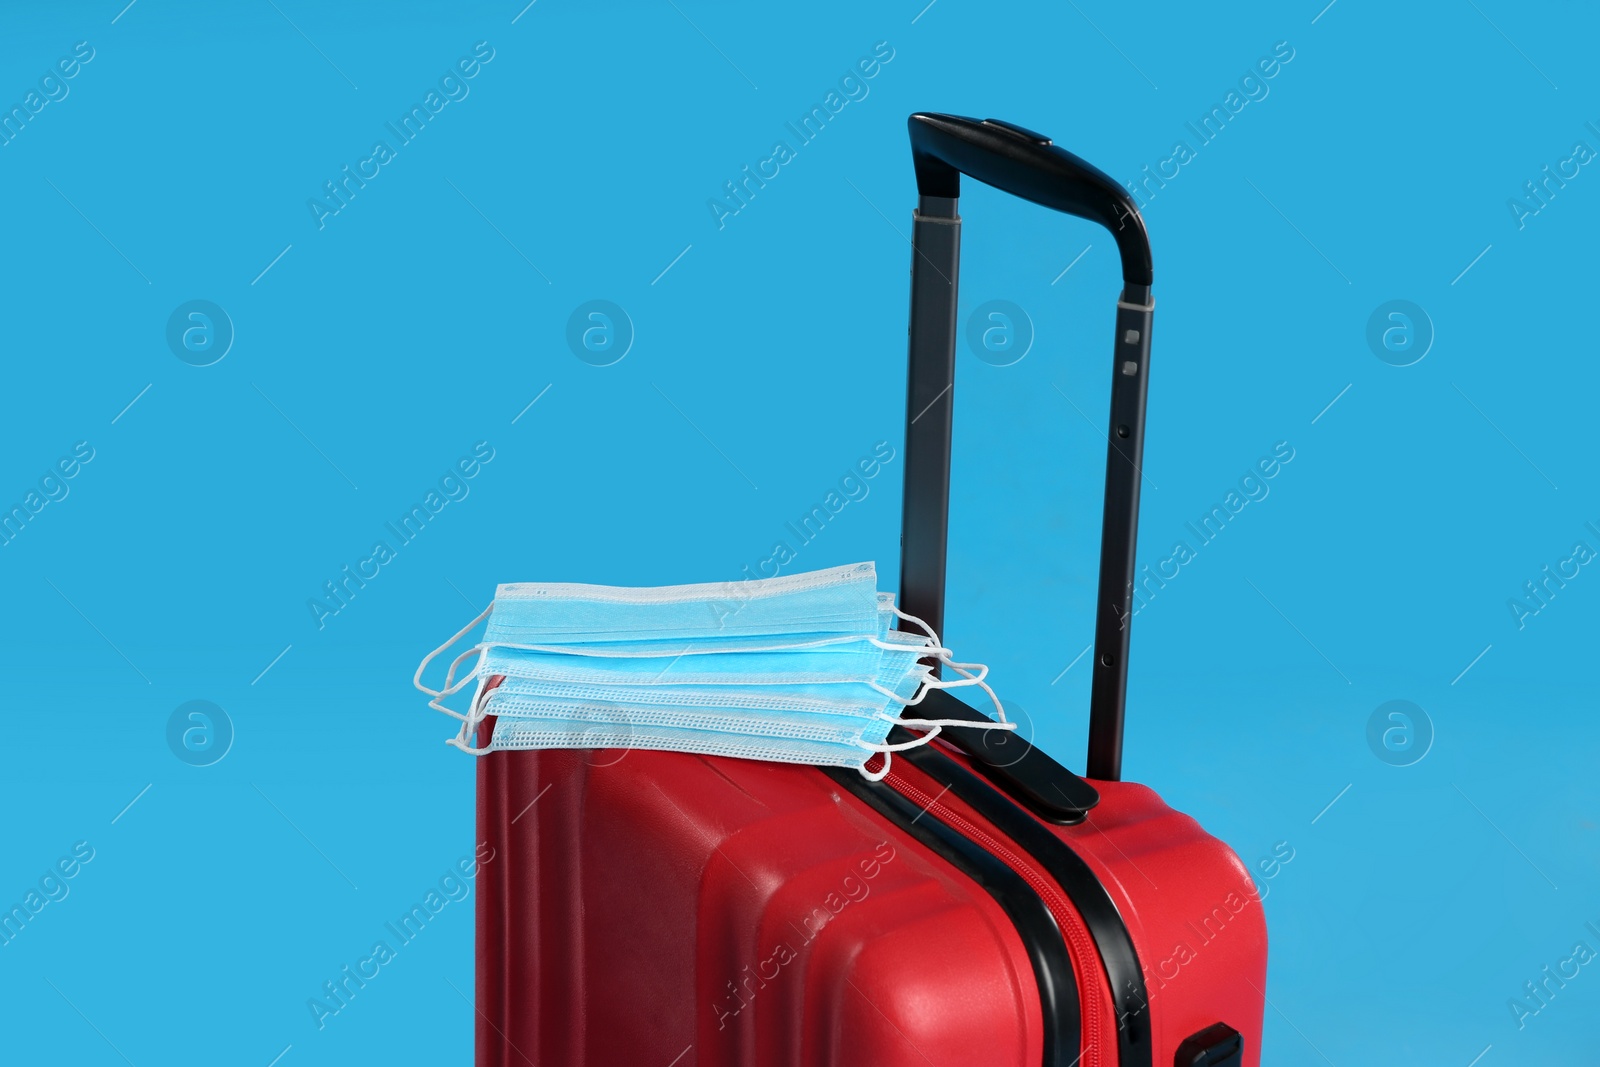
[413,562,1013,780]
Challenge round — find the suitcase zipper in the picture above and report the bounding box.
[884,767,1108,1067]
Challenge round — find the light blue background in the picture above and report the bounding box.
[2,1,1595,1063]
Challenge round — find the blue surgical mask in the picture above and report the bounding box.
[473,594,902,659]
[419,593,921,705]
[473,631,927,691]
[481,656,931,714]
[484,697,893,747]
[414,563,1014,779]
[484,561,881,644]
[485,718,897,771]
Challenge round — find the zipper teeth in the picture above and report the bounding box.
[885,769,1103,1067]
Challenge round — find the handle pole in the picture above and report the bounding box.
[899,195,961,663]
[1085,299,1153,782]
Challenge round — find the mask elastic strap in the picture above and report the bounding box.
[867,634,951,657]
[888,605,945,647]
[918,665,988,686]
[883,604,966,662]
[873,662,990,708]
[423,645,493,725]
[445,676,495,755]
[436,645,489,699]
[874,712,1018,732]
[933,657,987,679]
[854,726,942,782]
[868,678,920,705]
[905,667,1004,722]
[854,697,1022,779]
[447,732,494,756]
[883,606,1008,724]
[414,604,493,696]
[427,680,484,722]
[931,660,1007,725]
[447,734,494,756]
[429,698,469,722]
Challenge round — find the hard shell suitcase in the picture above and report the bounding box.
[473,113,1268,1067]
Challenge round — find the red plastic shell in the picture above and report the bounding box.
[475,723,1266,1066]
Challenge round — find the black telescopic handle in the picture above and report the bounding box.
[898,112,1153,783]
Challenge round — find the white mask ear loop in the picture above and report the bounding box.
[855,726,943,782]
[883,605,1008,724]
[448,730,494,756]
[445,676,495,755]
[874,711,1018,733]
[868,672,929,706]
[888,605,943,647]
[935,659,1008,724]
[428,670,488,725]
[859,701,1020,782]
[435,644,489,700]
[414,604,492,696]
[425,646,492,723]
[867,634,953,658]
[428,685,479,722]
[871,669,984,709]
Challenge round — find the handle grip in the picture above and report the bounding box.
[908,113,1152,292]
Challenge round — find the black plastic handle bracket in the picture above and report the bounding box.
[906,689,1099,824]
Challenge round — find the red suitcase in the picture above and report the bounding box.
[472,113,1267,1067]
